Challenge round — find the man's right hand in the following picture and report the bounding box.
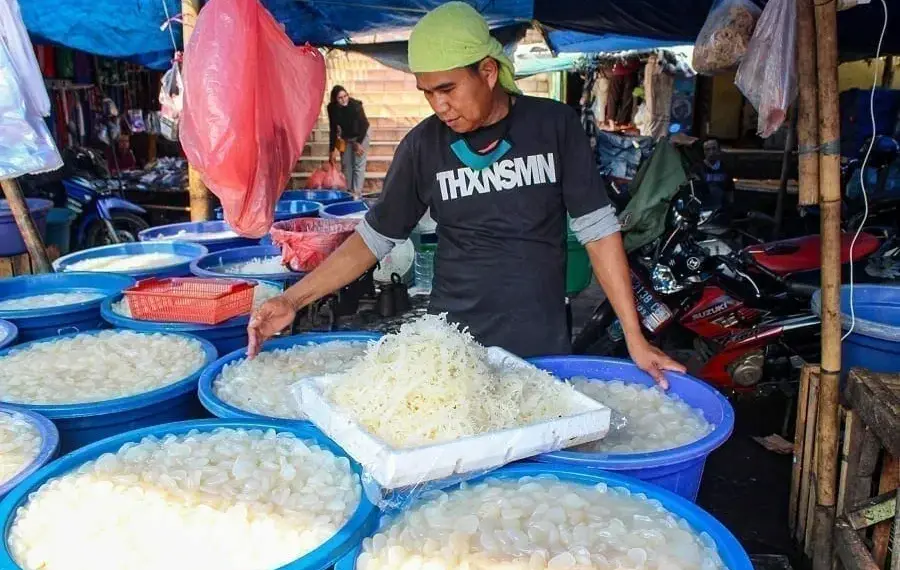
[247,296,298,358]
[330,149,341,164]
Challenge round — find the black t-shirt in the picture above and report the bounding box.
[365,96,611,357]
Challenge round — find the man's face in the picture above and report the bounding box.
[415,59,498,133]
[704,141,721,163]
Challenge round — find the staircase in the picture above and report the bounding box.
[292,50,555,194]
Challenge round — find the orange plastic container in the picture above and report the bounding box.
[124,278,256,325]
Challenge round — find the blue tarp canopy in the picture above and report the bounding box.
[20,0,900,69]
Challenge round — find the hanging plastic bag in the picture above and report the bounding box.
[306,162,348,190]
[180,0,325,238]
[270,218,359,272]
[692,0,761,75]
[735,0,797,138]
[158,64,182,142]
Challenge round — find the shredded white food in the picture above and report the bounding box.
[215,341,369,419]
[0,330,206,405]
[0,292,105,311]
[65,253,192,272]
[325,314,583,448]
[222,256,292,275]
[571,379,713,454]
[111,282,282,319]
[0,410,42,486]
[8,428,361,570]
[357,475,726,570]
[153,229,239,241]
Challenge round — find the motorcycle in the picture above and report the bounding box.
[573,179,883,392]
[23,147,149,248]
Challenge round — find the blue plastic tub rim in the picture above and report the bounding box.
[528,356,736,471]
[811,285,900,341]
[0,319,17,350]
[99,279,282,332]
[0,272,135,320]
[0,198,52,219]
[282,190,353,206]
[333,463,753,570]
[138,220,253,246]
[320,201,369,219]
[197,332,383,422]
[53,241,210,275]
[0,329,217,420]
[0,404,59,499]
[0,418,380,570]
[190,245,306,282]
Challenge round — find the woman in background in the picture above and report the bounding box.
[327,85,370,197]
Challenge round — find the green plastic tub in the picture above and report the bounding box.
[566,226,592,297]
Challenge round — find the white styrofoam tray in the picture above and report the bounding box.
[295,347,611,490]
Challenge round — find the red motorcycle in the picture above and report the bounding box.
[572,183,883,392]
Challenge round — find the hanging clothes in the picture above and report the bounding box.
[642,55,675,139]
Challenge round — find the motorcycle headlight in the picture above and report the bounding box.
[651,264,684,295]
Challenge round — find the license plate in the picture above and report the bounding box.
[632,273,673,332]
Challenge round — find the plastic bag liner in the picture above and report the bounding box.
[0,0,62,179]
[180,0,325,239]
[290,347,612,511]
[270,218,359,272]
[692,0,761,75]
[307,162,348,190]
[735,0,797,139]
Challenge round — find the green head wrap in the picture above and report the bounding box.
[408,2,522,95]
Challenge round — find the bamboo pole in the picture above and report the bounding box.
[0,179,52,274]
[182,0,213,222]
[796,0,819,206]
[774,108,797,240]
[812,0,842,566]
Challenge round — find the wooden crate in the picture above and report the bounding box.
[832,368,899,570]
[0,246,59,278]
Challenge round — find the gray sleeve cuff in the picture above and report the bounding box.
[356,218,406,261]
[570,205,621,245]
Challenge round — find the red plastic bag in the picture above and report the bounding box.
[270,218,360,272]
[735,0,797,138]
[307,162,348,190]
[180,0,325,238]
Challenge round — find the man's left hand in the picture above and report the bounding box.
[352,142,365,157]
[626,337,686,390]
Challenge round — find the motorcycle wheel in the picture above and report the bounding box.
[84,212,149,247]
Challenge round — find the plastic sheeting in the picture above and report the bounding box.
[546,31,686,54]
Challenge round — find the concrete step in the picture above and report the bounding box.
[302,140,400,156]
[308,127,412,143]
[290,171,385,192]
[296,155,394,174]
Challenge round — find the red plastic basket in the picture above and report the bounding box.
[124,278,256,325]
[270,217,360,272]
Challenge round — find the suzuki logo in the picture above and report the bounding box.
[692,301,730,321]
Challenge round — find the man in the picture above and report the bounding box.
[248,2,684,387]
[700,139,735,213]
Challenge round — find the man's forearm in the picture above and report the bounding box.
[282,233,377,310]
[585,233,643,340]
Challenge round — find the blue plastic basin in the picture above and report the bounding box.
[0,404,58,500]
[198,332,382,421]
[0,419,380,570]
[191,245,305,285]
[333,463,752,570]
[0,320,17,351]
[139,220,259,252]
[214,200,322,223]
[99,280,283,355]
[812,285,900,375]
[282,190,353,206]
[53,241,209,280]
[0,330,217,453]
[320,201,369,219]
[0,199,52,257]
[528,356,735,502]
[0,272,135,342]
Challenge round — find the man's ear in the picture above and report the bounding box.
[480,57,500,90]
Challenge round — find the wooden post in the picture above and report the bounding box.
[182,0,213,222]
[871,455,898,567]
[0,179,52,274]
[882,55,895,88]
[774,107,797,240]
[813,0,842,566]
[796,0,820,206]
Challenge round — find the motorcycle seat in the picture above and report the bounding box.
[743,232,881,276]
